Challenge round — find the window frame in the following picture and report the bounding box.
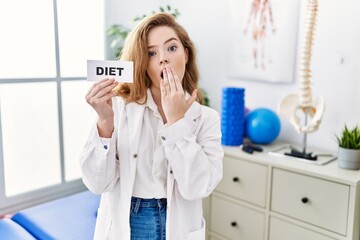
[0,0,105,214]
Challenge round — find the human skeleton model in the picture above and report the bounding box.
[244,0,276,69]
[278,0,324,153]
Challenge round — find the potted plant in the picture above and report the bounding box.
[335,125,360,170]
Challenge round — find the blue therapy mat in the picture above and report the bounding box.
[11,191,100,240]
[0,218,36,240]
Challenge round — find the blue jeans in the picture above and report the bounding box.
[130,197,167,240]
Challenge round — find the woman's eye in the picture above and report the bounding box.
[168,46,177,52]
[148,51,156,57]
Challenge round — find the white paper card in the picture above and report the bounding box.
[87,60,133,82]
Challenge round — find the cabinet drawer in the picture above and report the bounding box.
[271,168,349,235]
[269,217,337,240]
[216,156,267,207]
[210,195,265,240]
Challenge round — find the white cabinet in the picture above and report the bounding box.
[269,217,337,240]
[204,144,360,240]
[215,157,268,207]
[272,168,349,235]
[211,196,265,240]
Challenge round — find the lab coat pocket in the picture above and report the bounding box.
[186,217,206,240]
[94,207,112,240]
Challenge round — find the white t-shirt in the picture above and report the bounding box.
[132,89,167,199]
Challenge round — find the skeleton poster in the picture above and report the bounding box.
[228,0,300,83]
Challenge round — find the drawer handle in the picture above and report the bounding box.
[301,197,309,204]
[231,221,237,227]
[232,177,240,182]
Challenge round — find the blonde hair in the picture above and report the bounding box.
[113,12,204,105]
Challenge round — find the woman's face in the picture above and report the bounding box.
[146,26,188,89]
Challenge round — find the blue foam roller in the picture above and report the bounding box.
[221,87,245,146]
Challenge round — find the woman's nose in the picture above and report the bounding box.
[159,55,169,65]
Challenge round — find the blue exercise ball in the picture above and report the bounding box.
[245,108,281,144]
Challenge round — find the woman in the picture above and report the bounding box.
[80,13,223,240]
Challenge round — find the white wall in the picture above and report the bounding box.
[107,0,360,152]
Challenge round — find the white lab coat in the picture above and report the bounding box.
[80,95,223,240]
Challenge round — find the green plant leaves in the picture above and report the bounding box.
[336,125,360,149]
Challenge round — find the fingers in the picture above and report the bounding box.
[102,91,117,102]
[86,78,117,100]
[162,69,171,94]
[160,78,167,100]
[166,68,177,92]
[171,68,184,92]
[162,67,184,94]
[86,78,111,96]
[94,81,118,98]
